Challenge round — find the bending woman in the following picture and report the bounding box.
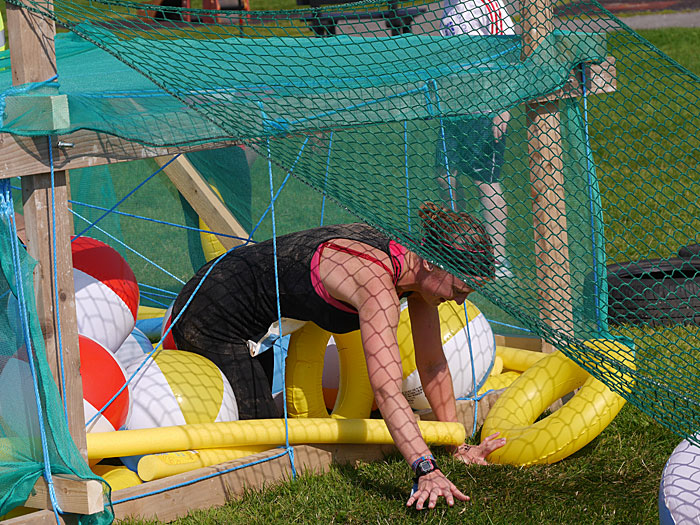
[172,202,505,510]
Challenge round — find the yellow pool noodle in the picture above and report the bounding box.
[495,346,547,372]
[91,464,143,492]
[137,445,272,481]
[87,418,466,460]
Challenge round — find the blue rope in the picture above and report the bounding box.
[266,136,308,480]
[87,137,309,431]
[85,234,248,426]
[136,295,169,309]
[71,208,186,285]
[0,180,64,519]
[429,78,455,210]
[138,283,178,298]
[487,319,533,333]
[463,303,479,437]
[404,120,411,232]
[580,63,610,334]
[73,154,180,241]
[70,200,251,243]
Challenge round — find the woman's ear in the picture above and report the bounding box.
[422,258,435,272]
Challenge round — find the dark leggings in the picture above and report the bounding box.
[173,330,280,420]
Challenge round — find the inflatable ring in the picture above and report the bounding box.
[478,370,521,395]
[659,437,700,524]
[491,355,504,376]
[285,322,335,419]
[286,300,496,419]
[496,345,547,372]
[285,323,375,419]
[483,339,634,466]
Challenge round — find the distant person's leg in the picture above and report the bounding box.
[476,180,512,276]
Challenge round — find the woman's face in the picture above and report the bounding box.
[418,265,481,306]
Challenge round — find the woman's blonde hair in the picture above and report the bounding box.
[418,202,495,277]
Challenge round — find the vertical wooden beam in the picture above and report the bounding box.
[7,1,87,460]
[521,0,573,353]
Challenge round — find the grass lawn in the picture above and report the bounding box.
[119,403,678,525]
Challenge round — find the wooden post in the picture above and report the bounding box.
[6,0,87,460]
[521,0,573,353]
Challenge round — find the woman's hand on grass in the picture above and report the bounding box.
[452,432,506,466]
[406,470,469,510]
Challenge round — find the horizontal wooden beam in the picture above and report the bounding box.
[111,446,327,521]
[533,56,616,104]
[494,334,543,353]
[24,474,104,515]
[0,130,241,180]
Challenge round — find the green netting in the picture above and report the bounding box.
[66,145,253,306]
[0,0,699,517]
[0,181,112,523]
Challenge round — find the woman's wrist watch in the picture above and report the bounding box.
[412,457,440,483]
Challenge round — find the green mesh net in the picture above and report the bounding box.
[0,0,698,517]
[0,181,112,523]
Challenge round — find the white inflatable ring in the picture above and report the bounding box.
[483,339,634,466]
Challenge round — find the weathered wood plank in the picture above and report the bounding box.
[156,155,248,250]
[24,475,104,516]
[7,0,87,459]
[0,131,242,180]
[521,0,574,358]
[111,445,330,522]
[534,56,617,103]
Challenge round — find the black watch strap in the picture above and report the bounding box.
[412,457,440,483]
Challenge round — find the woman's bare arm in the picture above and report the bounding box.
[407,294,458,424]
[319,243,468,509]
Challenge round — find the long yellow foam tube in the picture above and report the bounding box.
[495,345,547,372]
[137,445,272,481]
[87,418,466,460]
[91,464,143,492]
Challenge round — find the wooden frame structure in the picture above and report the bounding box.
[0,0,616,521]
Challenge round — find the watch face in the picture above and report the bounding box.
[418,459,435,474]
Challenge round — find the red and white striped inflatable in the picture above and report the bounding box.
[71,236,139,352]
[80,334,131,434]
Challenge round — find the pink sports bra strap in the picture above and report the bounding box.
[310,239,407,314]
[320,241,396,282]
